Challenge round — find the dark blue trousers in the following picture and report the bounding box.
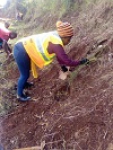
[13,42,30,97]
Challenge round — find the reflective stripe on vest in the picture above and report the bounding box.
[20,31,63,78]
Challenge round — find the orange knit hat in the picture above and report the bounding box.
[56,21,73,37]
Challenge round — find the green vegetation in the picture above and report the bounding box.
[1,0,102,35]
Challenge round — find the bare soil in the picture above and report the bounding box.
[0,36,113,150]
[1,1,113,149]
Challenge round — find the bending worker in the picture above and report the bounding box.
[0,23,17,57]
[13,21,89,102]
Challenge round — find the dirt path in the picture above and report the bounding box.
[0,18,11,21]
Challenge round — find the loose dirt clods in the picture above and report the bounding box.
[1,0,113,149]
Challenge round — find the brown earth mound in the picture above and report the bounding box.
[1,1,113,150]
[0,37,113,150]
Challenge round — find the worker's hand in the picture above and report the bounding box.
[80,58,89,65]
[61,66,68,72]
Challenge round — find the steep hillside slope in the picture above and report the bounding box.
[0,0,113,150]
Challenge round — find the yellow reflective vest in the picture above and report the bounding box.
[18,31,63,78]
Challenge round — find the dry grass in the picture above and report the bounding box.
[0,52,17,115]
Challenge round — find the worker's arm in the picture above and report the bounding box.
[48,42,89,72]
[48,42,81,66]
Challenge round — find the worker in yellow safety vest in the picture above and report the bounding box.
[13,21,89,102]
